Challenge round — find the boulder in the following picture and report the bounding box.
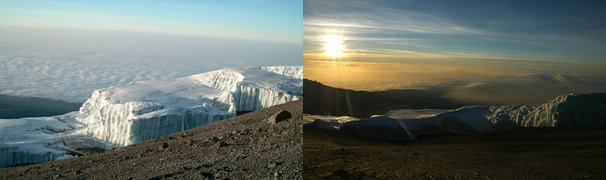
[268,111,292,125]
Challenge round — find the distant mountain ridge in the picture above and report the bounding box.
[303,79,467,118]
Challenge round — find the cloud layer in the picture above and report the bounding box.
[305,60,606,105]
[0,27,302,102]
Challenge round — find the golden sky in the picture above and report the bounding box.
[303,0,606,105]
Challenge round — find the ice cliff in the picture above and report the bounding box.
[488,93,606,128]
[1,66,302,168]
[321,93,606,141]
[0,113,108,168]
[79,66,301,147]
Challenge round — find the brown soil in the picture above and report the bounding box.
[0,99,303,179]
[304,126,606,179]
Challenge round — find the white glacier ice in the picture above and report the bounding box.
[339,107,496,141]
[0,112,108,168]
[488,93,606,128]
[303,114,360,131]
[0,66,302,168]
[79,66,302,147]
[325,93,606,141]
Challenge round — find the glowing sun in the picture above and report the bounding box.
[323,35,346,58]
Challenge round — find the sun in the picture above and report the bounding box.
[323,35,346,58]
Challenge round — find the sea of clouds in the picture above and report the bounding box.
[0,26,301,103]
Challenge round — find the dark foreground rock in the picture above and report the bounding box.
[304,126,606,179]
[0,99,303,179]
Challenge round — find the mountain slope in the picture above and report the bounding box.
[0,99,303,179]
[303,79,465,118]
[304,125,606,179]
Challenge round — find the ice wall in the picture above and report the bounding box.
[78,91,234,147]
[339,93,606,141]
[0,146,68,168]
[489,93,606,128]
[0,113,108,168]
[78,66,302,147]
[258,66,303,79]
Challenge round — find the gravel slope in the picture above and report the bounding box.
[1,99,303,179]
[304,126,606,179]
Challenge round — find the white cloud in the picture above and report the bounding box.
[0,26,302,102]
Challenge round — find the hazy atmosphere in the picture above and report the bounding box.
[0,0,302,103]
[304,0,606,105]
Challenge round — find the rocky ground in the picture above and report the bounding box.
[304,126,606,179]
[0,99,303,179]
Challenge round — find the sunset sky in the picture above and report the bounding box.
[304,0,606,104]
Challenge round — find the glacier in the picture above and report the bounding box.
[306,93,606,141]
[0,66,302,168]
[0,112,109,168]
[303,114,360,131]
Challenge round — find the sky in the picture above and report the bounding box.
[0,0,302,43]
[304,0,606,105]
[0,0,302,103]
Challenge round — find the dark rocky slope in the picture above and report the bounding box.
[1,99,303,179]
[304,126,606,179]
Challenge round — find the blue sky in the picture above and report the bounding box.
[304,0,606,62]
[0,0,302,43]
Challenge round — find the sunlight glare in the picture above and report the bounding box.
[323,35,346,58]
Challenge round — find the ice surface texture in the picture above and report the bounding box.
[0,112,108,168]
[0,66,302,168]
[332,93,606,141]
[488,93,606,128]
[79,66,302,147]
